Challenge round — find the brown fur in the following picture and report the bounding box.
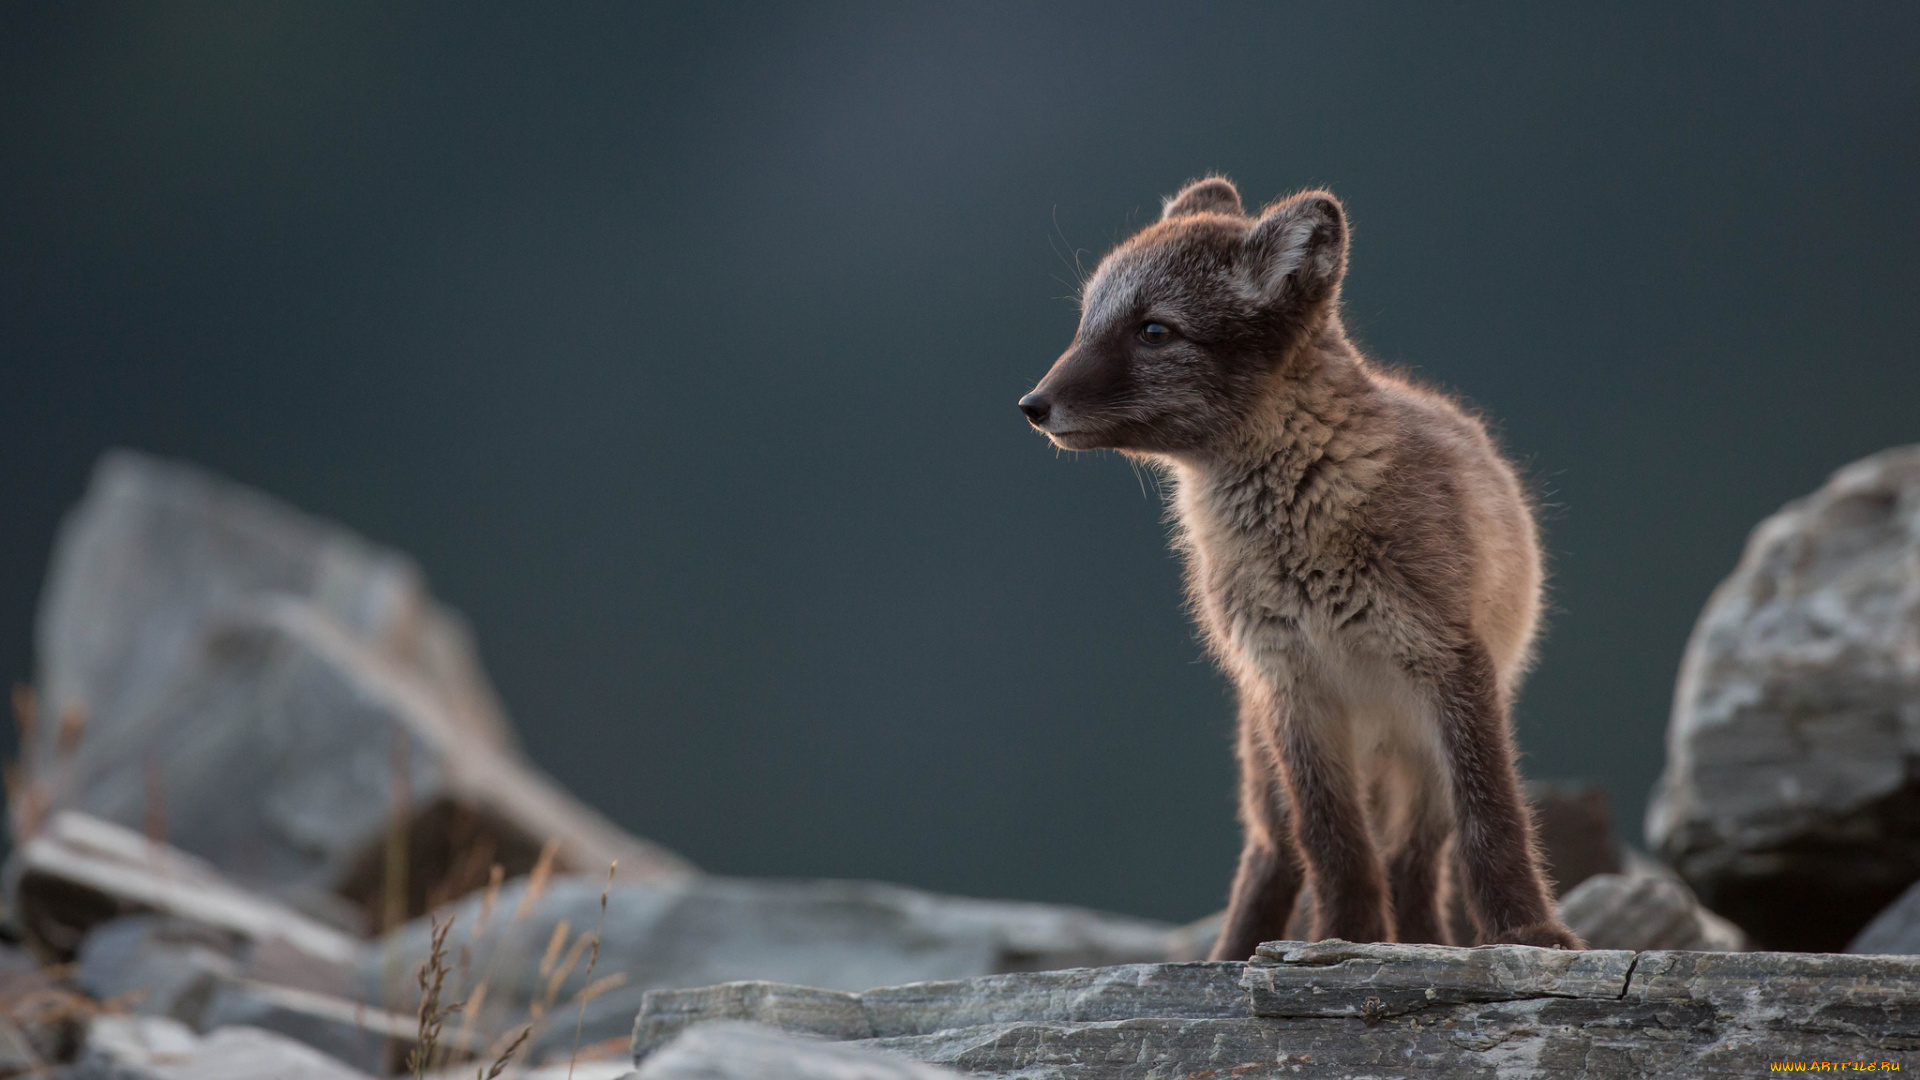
[1019,177,1579,955]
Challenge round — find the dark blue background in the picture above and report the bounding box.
[3,3,1916,922]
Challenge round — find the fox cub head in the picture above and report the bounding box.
[1019,177,1348,454]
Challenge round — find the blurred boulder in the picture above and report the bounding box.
[0,945,87,1072]
[636,1022,962,1080]
[1647,445,1920,950]
[9,811,363,964]
[69,1015,376,1080]
[1847,875,1920,954]
[1557,860,1748,952]
[0,1021,34,1078]
[19,451,691,929]
[436,1066,633,1080]
[73,911,416,1074]
[368,874,1174,1065]
[197,980,419,1075]
[75,915,238,1021]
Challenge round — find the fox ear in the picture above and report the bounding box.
[1161,176,1243,220]
[1243,191,1347,309]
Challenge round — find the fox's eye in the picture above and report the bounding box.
[1139,322,1173,345]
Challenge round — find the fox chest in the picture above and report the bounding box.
[1176,463,1385,660]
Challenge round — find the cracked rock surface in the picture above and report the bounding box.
[634,941,1920,1078]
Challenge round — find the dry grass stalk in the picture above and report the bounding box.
[513,837,563,922]
[477,1025,530,1080]
[10,684,34,746]
[401,851,616,1073]
[535,931,591,1018]
[434,857,549,1066]
[572,972,626,1005]
[447,978,491,1069]
[567,861,617,1079]
[54,702,85,757]
[570,1035,631,1063]
[406,915,462,1079]
[473,863,505,939]
[2,764,46,845]
[537,920,571,978]
[8,685,47,842]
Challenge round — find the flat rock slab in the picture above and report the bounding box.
[636,1021,963,1079]
[637,963,1247,1050]
[372,874,1173,1065]
[636,942,1920,1078]
[70,1015,376,1080]
[1242,940,1637,1019]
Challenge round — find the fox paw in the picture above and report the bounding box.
[1492,920,1585,950]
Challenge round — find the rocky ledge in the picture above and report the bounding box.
[633,941,1920,1079]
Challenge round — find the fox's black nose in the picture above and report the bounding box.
[1018,393,1051,426]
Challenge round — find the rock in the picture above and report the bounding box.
[10,811,365,963]
[1161,910,1226,962]
[20,451,690,931]
[1558,865,1748,952]
[0,1020,36,1077]
[0,950,89,1069]
[439,1067,633,1080]
[635,944,1920,1078]
[419,1052,634,1080]
[369,874,1174,1065]
[73,912,426,1073]
[1237,939,1636,1019]
[75,915,239,1020]
[1648,445,1920,951]
[636,1022,962,1080]
[196,980,416,1075]
[69,1015,376,1080]
[635,962,1255,1052]
[1848,875,1920,954]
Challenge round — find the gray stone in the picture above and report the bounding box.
[635,944,1920,1078]
[637,962,1248,1052]
[461,1067,633,1080]
[1558,867,1748,952]
[19,451,689,934]
[0,1019,40,1077]
[75,915,239,1022]
[370,873,1173,1065]
[197,981,414,1075]
[1240,939,1635,1019]
[73,912,421,1073]
[1566,849,1751,941]
[0,950,87,1067]
[1851,875,1920,954]
[13,812,364,963]
[1647,444,1920,951]
[635,1022,963,1080]
[70,1015,376,1080]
